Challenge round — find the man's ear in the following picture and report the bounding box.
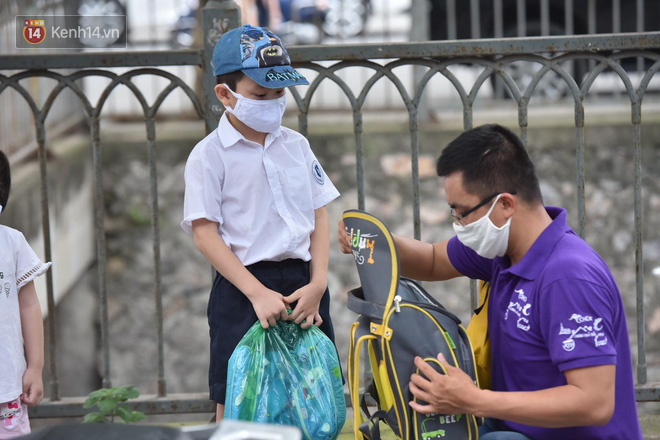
[501,192,516,216]
[214,84,232,106]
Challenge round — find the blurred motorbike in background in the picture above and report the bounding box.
[169,0,372,47]
[278,0,374,43]
[269,0,328,45]
[169,0,326,47]
[76,0,128,47]
[169,0,199,48]
[323,0,371,39]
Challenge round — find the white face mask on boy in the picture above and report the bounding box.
[452,194,511,259]
[222,85,287,134]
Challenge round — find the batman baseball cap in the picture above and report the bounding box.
[212,25,309,88]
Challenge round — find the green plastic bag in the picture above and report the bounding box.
[224,320,346,440]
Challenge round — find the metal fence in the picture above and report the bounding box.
[429,0,659,41]
[0,0,84,162]
[1,0,660,418]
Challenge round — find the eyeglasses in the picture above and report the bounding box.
[450,191,517,226]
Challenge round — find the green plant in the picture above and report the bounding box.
[127,204,151,227]
[83,385,147,424]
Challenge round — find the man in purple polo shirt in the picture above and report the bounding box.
[338,124,642,439]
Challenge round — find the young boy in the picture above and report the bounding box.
[0,150,49,438]
[181,25,341,421]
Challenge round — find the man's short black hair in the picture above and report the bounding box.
[216,71,246,91]
[0,150,11,212]
[436,124,543,204]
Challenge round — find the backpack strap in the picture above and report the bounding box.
[473,282,490,315]
[359,381,379,421]
[347,287,387,318]
[358,407,401,440]
[359,383,404,440]
[358,410,388,440]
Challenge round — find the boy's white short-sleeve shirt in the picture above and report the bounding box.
[181,114,340,265]
[0,225,51,403]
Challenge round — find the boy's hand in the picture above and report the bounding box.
[21,366,44,406]
[337,219,352,254]
[283,283,325,329]
[249,287,290,329]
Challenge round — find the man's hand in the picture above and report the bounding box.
[283,283,324,329]
[248,286,290,329]
[337,219,352,254]
[408,353,481,415]
[21,366,44,406]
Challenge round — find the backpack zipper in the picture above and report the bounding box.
[394,297,462,325]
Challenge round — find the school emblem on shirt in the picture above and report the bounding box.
[311,160,325,185]
[558,313,608,351]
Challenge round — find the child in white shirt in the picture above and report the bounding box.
[0,150,50,438]
[181,25,341,421]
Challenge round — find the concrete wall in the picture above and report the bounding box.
[3,134,95,318]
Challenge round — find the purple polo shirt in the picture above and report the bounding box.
[447,206,642,440]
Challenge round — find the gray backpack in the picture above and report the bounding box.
[343,209,480,439]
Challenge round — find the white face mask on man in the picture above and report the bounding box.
[452,194,511,259]
[222,85,287,134]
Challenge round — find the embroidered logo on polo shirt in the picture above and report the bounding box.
[505,288,531,331]
[312,160,325,185]
[558,313,608,352]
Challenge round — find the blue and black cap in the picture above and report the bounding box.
[212,25,309,88]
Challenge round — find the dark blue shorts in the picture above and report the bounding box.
[207,259,338,405]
